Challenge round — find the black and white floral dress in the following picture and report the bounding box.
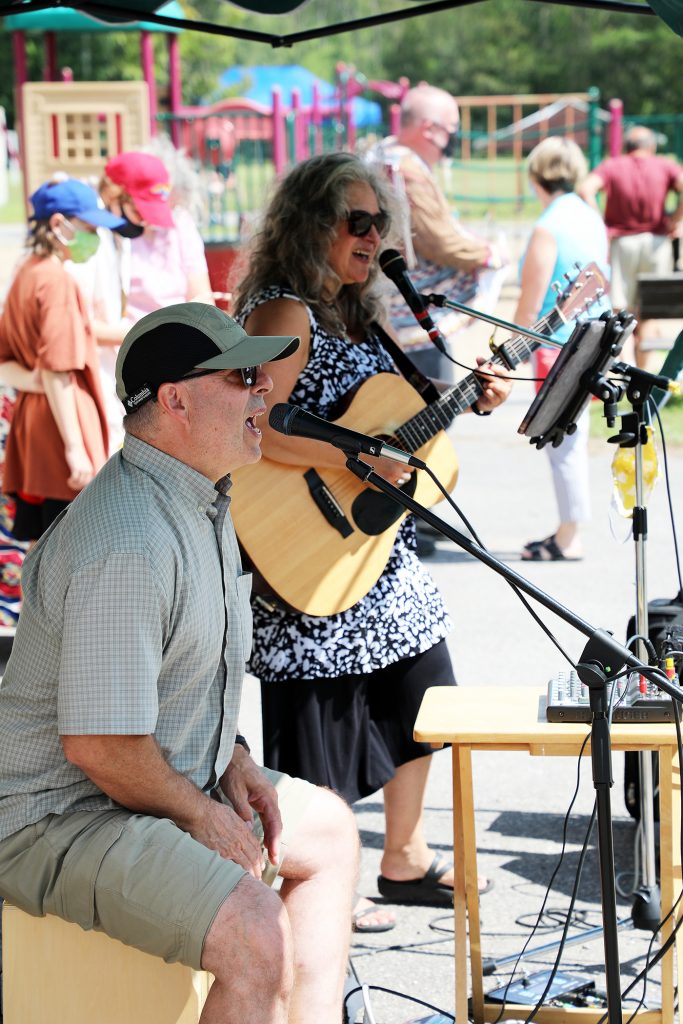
[239,285,451,678]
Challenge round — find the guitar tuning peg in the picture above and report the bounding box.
[563,272,572,281]
[552,281,562,293]
[574,261,581,270]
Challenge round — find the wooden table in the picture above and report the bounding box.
[414,686,682,1024]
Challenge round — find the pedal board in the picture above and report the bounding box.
[546,670,674,723]
[486,969,595,1005]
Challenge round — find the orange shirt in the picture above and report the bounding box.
[0,255,108,501]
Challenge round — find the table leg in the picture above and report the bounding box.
[452,744,471,1024]
[658,743,681,1024]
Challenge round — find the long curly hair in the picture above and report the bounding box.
[233,152,396,337]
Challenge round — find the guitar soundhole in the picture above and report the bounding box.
[351,474,417,536]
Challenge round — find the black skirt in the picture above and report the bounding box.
[260,639,456,804]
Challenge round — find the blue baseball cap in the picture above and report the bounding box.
[30,179,126,230]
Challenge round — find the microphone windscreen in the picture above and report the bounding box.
[379,248,406,276]
[268,403,295,434]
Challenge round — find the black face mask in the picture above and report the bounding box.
[115,218,145,239]
[442,131,458,159]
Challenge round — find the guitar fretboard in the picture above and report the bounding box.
[389,307,563,454]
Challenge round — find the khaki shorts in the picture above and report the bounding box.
[610,232,673,311]
[0,768,315,970]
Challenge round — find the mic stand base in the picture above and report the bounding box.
[631,883,661,932]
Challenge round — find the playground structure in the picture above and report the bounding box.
[5,6,683,247]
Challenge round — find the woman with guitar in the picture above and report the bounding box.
[233,153,510,930]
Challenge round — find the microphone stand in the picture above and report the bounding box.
[423,292,564,349]
[608,362,667,932]
[343,454,683,1024]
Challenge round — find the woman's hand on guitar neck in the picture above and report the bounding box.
[472,357,513,413]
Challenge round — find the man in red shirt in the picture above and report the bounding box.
[579,125,683,366]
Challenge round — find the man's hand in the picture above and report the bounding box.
[473,357,513,412]
[60,733,268,878]
[220,745,283,869]
[191,797,266,879]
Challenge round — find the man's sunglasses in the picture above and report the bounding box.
[179,366,260,387]
[347,209,390,238]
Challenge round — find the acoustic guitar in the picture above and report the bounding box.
[231,263,606,617]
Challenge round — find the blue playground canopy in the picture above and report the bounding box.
[220,65,382,128]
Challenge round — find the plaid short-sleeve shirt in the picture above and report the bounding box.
[0,436,252,841]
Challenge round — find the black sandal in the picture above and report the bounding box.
[377,854,493,906]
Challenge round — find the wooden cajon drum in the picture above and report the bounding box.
[2,903,212,1023]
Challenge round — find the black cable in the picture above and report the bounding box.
[625,632,658,663]
[593,698,683,1024]
[524,680,624,1022]
[343,982,455,1021]
[525,800,598,1023]
[650,400,683,597]
[425,464,577,669]
[514,908,597,932]
[436,350,546,384]
[489,730,591,1024]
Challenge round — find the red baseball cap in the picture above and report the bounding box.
[104,151,174,228]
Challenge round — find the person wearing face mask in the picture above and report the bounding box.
[102,150,215,324]
[0,179,125,542]
[367,84,507,383]
[65,151,214,455]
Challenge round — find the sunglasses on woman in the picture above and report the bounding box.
[180,366,260,387]
[347,209,390,238]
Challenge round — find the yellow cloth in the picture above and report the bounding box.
[611,424,659,516]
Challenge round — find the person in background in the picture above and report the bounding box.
[0,178,124,543]
[578,125,683,369]
[0,302,357,1024]
[102,150,215,323]
[515,138,610,562]
[67,148,215,454]
[367,83,507,382]
[234,153,510,932]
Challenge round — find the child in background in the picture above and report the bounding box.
[0,178,124,543]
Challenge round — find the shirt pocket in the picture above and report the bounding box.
[236,570,253,662]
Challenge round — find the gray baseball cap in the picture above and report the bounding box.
[116,302,299,413]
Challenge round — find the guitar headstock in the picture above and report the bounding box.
[552,262,608,322]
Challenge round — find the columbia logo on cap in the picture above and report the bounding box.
[123,384,154,412]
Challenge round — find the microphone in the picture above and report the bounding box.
[379,248,448,354]
[269,403,426,468]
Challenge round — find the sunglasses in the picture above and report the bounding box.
[179,366,260,388]
[347,209,390,238]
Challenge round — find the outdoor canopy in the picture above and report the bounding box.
[0,0,673,46]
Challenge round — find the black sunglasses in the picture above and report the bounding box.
[179,366,260,388]
[347,209,390,238]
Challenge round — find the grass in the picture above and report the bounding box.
[590,393,683,447]
[0,177,26,226]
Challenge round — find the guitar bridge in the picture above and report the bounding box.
[304,469,354,539]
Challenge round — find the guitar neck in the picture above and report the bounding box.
[392,307,563,454]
